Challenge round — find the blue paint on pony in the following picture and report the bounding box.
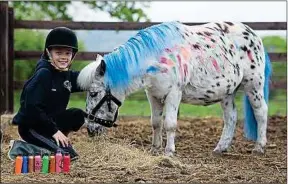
[244,50,272,141]
[146,66,159,73]
[103,22,184,92]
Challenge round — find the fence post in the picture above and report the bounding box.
[8,7,14,113]
[0,2,9,114]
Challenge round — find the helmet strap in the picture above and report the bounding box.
[68,52,77,68]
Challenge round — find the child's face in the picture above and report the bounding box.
[50,47,73,69]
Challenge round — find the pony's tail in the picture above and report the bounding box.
[243,50,272,141]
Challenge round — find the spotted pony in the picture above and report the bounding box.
[77,21,272,156]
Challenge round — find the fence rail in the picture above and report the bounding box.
[14,51,287,61]
[15,20,287,30]
[0,1,287,114]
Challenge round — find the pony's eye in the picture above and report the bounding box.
[90,92,98,97]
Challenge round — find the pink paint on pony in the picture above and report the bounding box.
[177,54,184,81]
[212,58,220,72]
[247,50,254,61]
[160,57,168,65]
[183,64,188,78]
[180,47,190,61]
[160,57,174,66]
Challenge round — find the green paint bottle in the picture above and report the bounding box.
[41,155,49,174]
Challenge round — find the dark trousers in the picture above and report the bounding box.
[18,108,85,159]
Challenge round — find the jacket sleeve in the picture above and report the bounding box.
[24,68,59,136]
[70,70,84,93]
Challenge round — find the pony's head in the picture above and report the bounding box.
[77,55,125,134]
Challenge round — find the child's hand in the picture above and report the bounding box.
[52,130,69,147]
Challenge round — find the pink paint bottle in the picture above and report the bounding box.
[63,152,70,173]
[55,150,63,173]
[34,154,42,173]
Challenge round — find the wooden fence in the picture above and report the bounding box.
[0,2,287,114]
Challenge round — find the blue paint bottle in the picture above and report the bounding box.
[21,156,28,174]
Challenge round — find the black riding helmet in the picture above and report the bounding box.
[44,27,78,60]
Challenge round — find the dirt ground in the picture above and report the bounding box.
[1,115,287,183]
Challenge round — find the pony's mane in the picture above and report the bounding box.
[103,21,185,93]
[77,56,102,90]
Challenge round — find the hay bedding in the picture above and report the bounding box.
[1,115,286,183]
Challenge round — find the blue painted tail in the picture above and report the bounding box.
[243,50,272,141]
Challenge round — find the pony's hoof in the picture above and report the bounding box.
[212,148,224,156]
[164,151,174,157]
[150,147,161,156]
[252,145,264,155]
[164,148,175,157]
[212,145,229,155]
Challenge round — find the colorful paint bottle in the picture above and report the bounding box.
[41,155,49,174]
[15,155,23,174]
[21,156,28,174]
[55,150,63,173]
[28,155,34,173]
[63,153,70,173]
[34,154,42,173]
[49,154,55,173]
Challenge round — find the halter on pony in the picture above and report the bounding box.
[84,87,122,127]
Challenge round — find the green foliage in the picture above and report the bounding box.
[9,1,150,22]
[15,30,46,51]
[14,30,46,80]
[86,1,150,22]
[9,1,70,20]
[262,36,287,53]
[271,62,287,80]
[70,61,90,71]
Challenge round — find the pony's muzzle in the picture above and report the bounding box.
[86,123,107,137]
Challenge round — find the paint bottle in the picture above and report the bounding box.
[34,154,42,173]
[15,155,23,174]
[49,154,56,173]
[63,152,70,173]
[21,156,28,174]
[55,150,63,173]
[28,155,34,173]
[41,154,49,174]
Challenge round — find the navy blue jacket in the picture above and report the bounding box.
[13,56,82,136]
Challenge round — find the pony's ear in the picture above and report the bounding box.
[95,54,106,76]
[99,59,106,76]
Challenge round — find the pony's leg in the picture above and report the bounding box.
[244,87,268,154]
[146,91,164,155]
[213,94,237,154]
[163,88,182,157]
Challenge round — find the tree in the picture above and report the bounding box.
[9,1,150,22]
[14,30,45,81]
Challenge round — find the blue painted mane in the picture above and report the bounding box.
[103,21,185,93]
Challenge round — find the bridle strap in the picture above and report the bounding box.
[83,112,118,127]
[84,87,122,127]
